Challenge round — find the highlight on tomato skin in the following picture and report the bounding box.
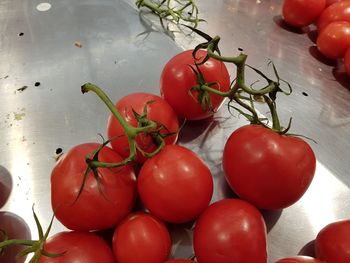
[282,0,326,27]
[275,256,324,263]
[51,143,137,232]
[112,212,171,263]
[317,0,350,32]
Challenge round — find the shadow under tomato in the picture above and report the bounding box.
[333,67,350,91]
[309,46,337,66]
[0,166,13,208]
[0,211,31,263]
[298,239,316,258]
[260,209,283,233]
[307,29,318,44]
[273,15,309,34]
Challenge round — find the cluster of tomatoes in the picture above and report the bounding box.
[282,0,350,75]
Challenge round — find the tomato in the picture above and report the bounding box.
[160,49,230,120]
[317,0,350,32]
[326,0,343,6]
[51,143,137,231]
[345,47,350,75]
[275,256,324,263]
[193,199,267,263]
[38,231,115,263]
[164,260,195,263]
[138,144,213,223]
[222,125,316,210]
[112,212,171,263]
[282,0,326,27]
[317,21,350,59]
[315,219,350,263]
[107,92,179,163]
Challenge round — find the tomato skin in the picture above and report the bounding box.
[138,144,213,223]
[326,0,343,6]
[317,0,350,32]
[193,199,267,263]
[282,0,326,27]
[51,143,137,231]
[275,256,324,263]
[315,220,350,263]
[38,231,115,263]
[107,92,179,163]
[317,21,350,59]
[164,260,195,263]
[222,125,316,210]
[345,48,350,75]
[112,212,171,263]
[160,49,230,120]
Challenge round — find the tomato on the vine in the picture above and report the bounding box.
[222,125,316,210]
[282,0,326,27]
[107,92,179,163]
[138,144,213,223]
[51,143,137,231]
[193,199,267,263]
[38,231,115,263]
[315,219,350,263]
[160,49,230,121]
[275,256,324,263]
[317,0,350,32]
[317,21,350,59]
[112,212,171,263]
[345,48,350,75]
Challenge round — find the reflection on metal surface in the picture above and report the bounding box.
[36,3,52,12]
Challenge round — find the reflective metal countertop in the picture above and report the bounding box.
[0,0,349,262]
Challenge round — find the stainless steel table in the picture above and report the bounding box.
[0,0,349,262]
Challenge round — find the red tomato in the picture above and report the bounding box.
[326,0,343,6]
[222,125,316,210]
[112,212,171,263]
[138,144,213,223]
[193,199,267,263]
[51,143,137,231]
[345,48,350,75]
[317,0,350,32]
[282,0,326,27]
[317,21,350,59]
[315,219,350,263]
[275,256,324,263]
[160,49,230,120]
[164,260,195,263]
[38,231,115,263]
[107,92,179,163]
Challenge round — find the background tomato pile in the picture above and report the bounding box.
[282,0,350,75]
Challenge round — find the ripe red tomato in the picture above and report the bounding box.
[317,21,350,59]
[315,219,350,263]
[112,212,171,263]
[222,125,316,210]
[51,143,137,231]
[160,49,230,120]
[317,0,350,32]
[193,199,267,263]
[38,231,115,263]
[282,0,326,27]
[326,0,343,6]
[138,144,213,223]
[345,48,350,75]
[107,92,179,163]
[275,256,324,263]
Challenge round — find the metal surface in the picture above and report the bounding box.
[0,0,349,262]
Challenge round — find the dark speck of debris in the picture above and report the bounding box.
[17,86,28,92]
[302,92,309,97]
[0,75,9,79]
[56,148,63,155]
[18,32,24,36]
[34,82,40,87]
[238,47,243,51]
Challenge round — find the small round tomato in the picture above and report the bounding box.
[193,199,267,263]
[282,0,326,27]
[107,92,179,163]
[275,256,324,263]
[38,231,115,263]
[222,125,316,210]
[138,144,213,223]
[112,212,171,263]
[51,143,137,231]
[315,219,350,263]
[317,21,350,59]
[345,48,350,75]
[317,0,350,32]
[160,49,230,120]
